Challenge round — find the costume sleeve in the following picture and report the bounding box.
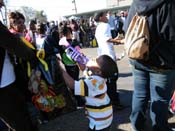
[74,79,89,96]
[74,78,107,97]
[0,21,37,61]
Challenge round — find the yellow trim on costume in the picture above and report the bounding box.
[88,113,113,121]
[20,37,35,50]
[20,37,35,77]
[86,105,112,112]
[21,37,49,75]
[27,62,31,77]
[36,49,48,71]
[80,80,85,96]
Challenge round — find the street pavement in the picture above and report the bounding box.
[39,45,175,131]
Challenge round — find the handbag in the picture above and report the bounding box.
[32,80,66,112]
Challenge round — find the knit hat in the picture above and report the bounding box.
[96,55,118,78]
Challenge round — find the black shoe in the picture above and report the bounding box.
[76,102,85,110]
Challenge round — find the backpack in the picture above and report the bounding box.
[124,13,150,60]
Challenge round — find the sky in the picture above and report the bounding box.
[7,0,106,20]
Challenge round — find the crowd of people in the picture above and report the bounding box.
[0,0,175,131]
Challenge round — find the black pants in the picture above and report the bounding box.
[0,83,38,131]
[88,126,111,131]
[111,29,117,39]
[106,65,120,104]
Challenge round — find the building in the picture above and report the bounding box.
[106,0,132,8]
[65,0,133,18]
[65,0,133,19]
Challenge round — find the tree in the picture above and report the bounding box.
[17,7,47,25]
[17,6,36,24]
[35,10,47,23]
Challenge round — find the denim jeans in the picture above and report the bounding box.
[129,60,175,131]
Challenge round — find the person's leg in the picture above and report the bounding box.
[111,30,117,39]
[130,66,150,131]
[0,83,38,131]
[149,70,175,131]
[106,77,119,103]
[106,64,123,110]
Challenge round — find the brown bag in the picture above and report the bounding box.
[124,14,150,60]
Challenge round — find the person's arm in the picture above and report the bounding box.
[0,21,36,61]
[57,59,75,90]
[108,38,124,45]
[104,23,124,45]
[77,63,86,71]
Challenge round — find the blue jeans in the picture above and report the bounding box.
[129,60,175,131]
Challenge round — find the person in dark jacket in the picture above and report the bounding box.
[0,1,38,130]
[124,0,175,131]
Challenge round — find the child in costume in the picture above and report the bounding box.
[58,54,118,131]
[59,25,85,107]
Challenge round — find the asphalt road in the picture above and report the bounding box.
[39,46,175,131]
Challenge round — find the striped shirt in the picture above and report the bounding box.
[74,75,113,130]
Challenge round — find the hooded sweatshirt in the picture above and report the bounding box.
[124,0,175,69]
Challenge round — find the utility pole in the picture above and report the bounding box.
[117,0,119,6]
[72,0,77,14]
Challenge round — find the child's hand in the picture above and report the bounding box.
[78,63,86,71]
[75,45,81,51]
[59,37,69,46]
